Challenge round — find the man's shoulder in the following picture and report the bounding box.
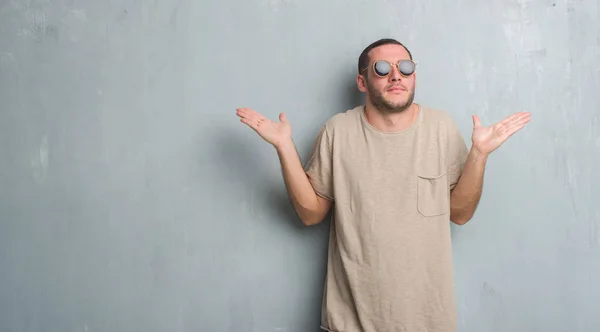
[321,105,363,131]
[420,104,462,129]
[421,105,455,122]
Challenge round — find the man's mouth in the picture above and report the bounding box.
[387,85,406,92]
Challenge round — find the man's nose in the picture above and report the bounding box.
[388,65,402,81]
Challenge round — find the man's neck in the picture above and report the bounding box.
[363,103,419,133]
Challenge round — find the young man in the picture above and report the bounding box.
[236,38,530,332]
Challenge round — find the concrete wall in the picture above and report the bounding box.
[1,0,598,331]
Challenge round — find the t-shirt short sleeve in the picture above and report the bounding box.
[447,119,469,191]
[304,125,334,201]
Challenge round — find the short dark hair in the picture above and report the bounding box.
[357,38,413,74]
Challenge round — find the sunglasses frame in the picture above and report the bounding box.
[361,59,418,78]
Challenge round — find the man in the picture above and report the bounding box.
[236,38,530,332]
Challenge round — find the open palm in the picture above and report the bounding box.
[236,107,292,148]
[471,111,531,156]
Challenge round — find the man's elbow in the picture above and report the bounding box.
[300,215,324,226]
[450,210,473,225]
[298,208,330,226]
[297,196,332,226]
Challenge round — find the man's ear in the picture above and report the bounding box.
[356,74,368,92]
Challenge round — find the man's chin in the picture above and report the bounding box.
[383,99,411,112]
[387,94,415,111]
[368,87,414,113]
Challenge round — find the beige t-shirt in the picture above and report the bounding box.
[304,104,469,332]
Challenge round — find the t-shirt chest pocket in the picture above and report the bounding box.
[414,125,451,217]
[416,171,450,217]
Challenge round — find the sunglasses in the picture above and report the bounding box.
[361,59,417,77]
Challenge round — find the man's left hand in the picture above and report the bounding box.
[471,112,531,157]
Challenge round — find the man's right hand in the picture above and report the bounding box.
[236,108,292,149]
[235,107,331,225]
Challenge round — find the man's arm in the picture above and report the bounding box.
[449,148,487,225]
[448,111,530,225]
[236,107,333,226]
[276,139,332,226]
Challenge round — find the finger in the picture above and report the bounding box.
[472,115,482,128]
[239,116,254,127]
[237,109,268,126]
[498,114,529,132]
[499,112,529,126]
[251,115,267,127]
[504,118,530,136]
[506,113,531,129]
[236,108,254,119]
[512,112,531,121]
[237,107,266,120]
[240,117,261,132]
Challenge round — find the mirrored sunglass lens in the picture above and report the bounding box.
[399,60,415,75]
[374,61,391,76]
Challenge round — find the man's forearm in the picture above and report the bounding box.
[275,140,329,225]
[450,148,488,224]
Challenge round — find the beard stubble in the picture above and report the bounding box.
[367,79,415,114]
